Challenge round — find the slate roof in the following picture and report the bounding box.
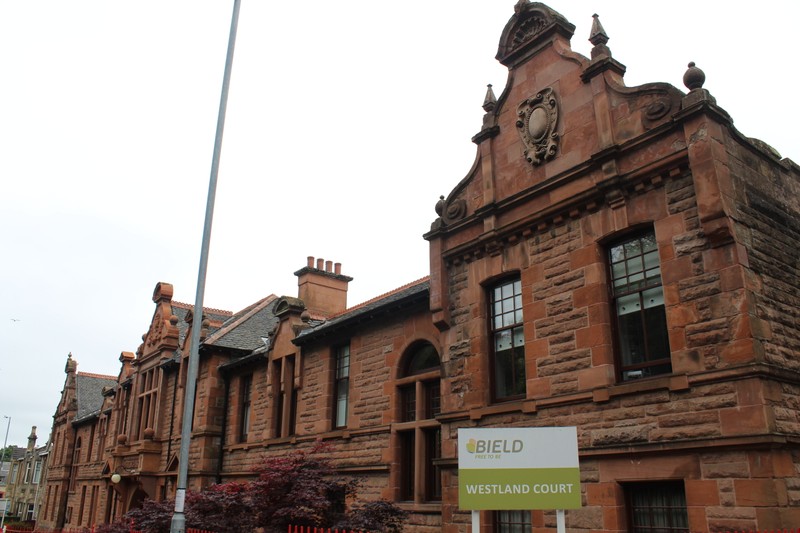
[10,446,25,461]
[0,447,25,481]
[172,303,192,349]
[203,295,280,352]
[149,302,237,369]
[74,372,117,424]
[170,301,233,352]
[294,277,430,345]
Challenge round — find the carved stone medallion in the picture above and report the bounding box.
[516,87,559,167]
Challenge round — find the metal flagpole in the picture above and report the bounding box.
[169,1,241,532]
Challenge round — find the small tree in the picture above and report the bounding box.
[0,446,16,462]
[95,498,174,533]
[99,442,407,533]
[94,519,137,533]
[232,442,359,532]
[185,482,255,533]
[127,498,175,532]
[335,500,408,533]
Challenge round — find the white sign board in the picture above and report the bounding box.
[458,427,581,510]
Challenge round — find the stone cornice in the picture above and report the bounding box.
[580,434,797,459]
[425,117,688,245]
[441,154,689,267]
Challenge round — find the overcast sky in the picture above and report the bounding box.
[1,1,797,447]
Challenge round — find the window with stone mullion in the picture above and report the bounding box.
[135,367,160,440]
[397,343,442,503]
[333,344,350,428]
[271,356,297,438]
[239,374,252,442]
[609,231,671,381]
[490,278,526,400]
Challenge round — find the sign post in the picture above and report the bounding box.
[458,427,580,533]
[0,498,8,531]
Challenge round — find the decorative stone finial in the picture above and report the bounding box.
[589,14,609,46]
[482,84,497,112]
[435,195,467,224]
[435,195,445,217]
[589,14,612,59]
[683,62,705,90]
[65,352,77,373]
[514,0,528,14]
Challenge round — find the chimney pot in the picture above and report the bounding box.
[307,256,314,267]
[296,257,352,316]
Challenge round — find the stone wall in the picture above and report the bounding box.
[436,162,800,530]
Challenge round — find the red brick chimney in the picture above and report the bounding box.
[294,256,352,316]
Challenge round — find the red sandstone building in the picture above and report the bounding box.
[40,3,800,532]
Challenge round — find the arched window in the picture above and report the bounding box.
[396,342,441,503]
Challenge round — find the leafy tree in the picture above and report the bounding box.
[126,498,175,533]
[0,446,16,462]
[94,499,172,533]
[335,500,408,533]
[185,482,255,533]
[243,442,359,531]
[97,443,407,533]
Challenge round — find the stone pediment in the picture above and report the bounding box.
[140,282,181,358]
[496,1,576,68]
[427,4,689,244]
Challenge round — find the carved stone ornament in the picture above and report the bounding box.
[516,87,559,167]
[435,195,467,225]
[513,14,548,47]
[146,311,165,347]
[645,98,671,122]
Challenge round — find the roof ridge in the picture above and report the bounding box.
[172,300,233,316]
[78,371,117,381]
[231,294,278,317]
[329,276,430,319]
[204,294,279,345]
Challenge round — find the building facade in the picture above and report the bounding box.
[41,3,800,532]
[39,354,119,530]
[424,3,800,531]
[4,427,47,524]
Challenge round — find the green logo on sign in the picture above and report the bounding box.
[466,438,524,455]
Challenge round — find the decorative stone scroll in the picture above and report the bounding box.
[435,195,467,225]
[516,87,559,167]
